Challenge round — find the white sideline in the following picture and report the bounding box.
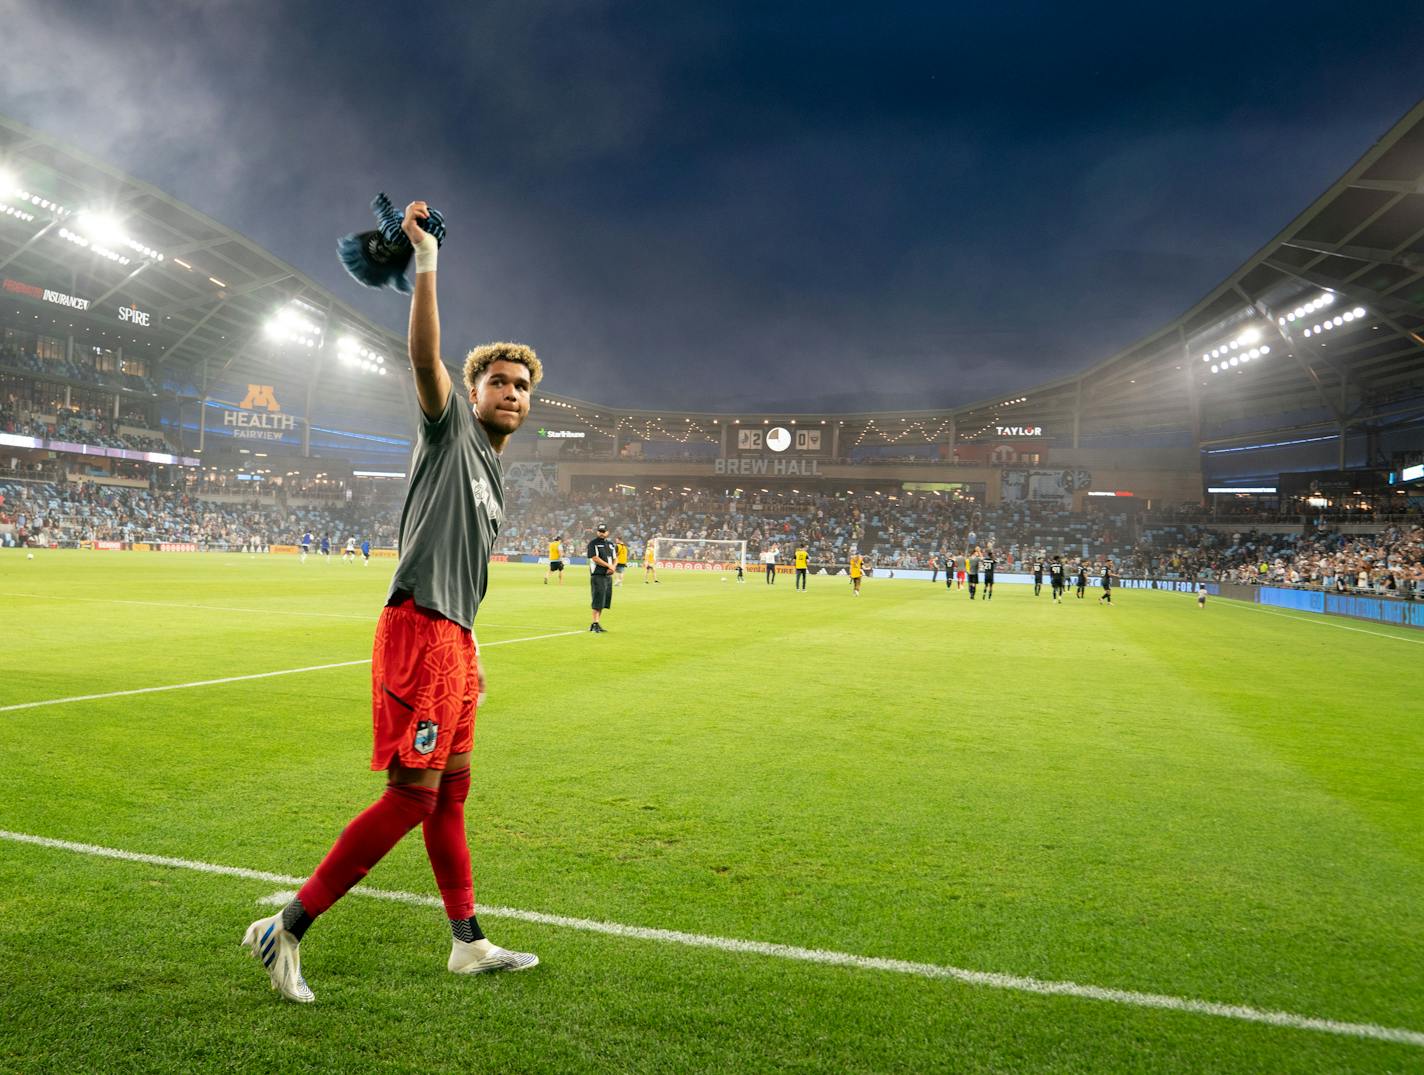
[0,630,586,713]
[0,829,1420,1048]
[1215,598,1424,644]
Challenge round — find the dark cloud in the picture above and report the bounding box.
[2,0,1421,411]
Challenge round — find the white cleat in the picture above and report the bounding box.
[242,914,315,1003]
[448,938,540,975]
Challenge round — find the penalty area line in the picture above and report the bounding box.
[0,829,1420,1048]
[0,630,585,714]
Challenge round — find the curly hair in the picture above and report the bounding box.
[462,342,543,394]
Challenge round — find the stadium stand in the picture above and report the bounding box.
[0,107,1421,613]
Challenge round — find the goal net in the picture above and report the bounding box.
[649,536,747,572]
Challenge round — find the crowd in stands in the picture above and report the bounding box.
[0,478,397,550]
[2,451,1421,596]
[1,343,157,395]
[494,485,1422,595]
[1126,523,1424,596]
[499,486,1134,570]
[1,397,170,454]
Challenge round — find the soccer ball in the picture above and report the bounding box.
[721,577,727,582]
[26,553,34,559]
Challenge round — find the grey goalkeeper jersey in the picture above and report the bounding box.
[386,390,504,630]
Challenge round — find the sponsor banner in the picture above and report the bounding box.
[205,382,304,444]
[370,547,398,559]
[132,542,153,552]
[3,277,90,310]
[92,540,124,551]
[994,425,1044,437]
[654,560,743,572]
[116,302,152,328]
[1114,577,1198,592]
[270,544,300,555]
[157,542,198,553]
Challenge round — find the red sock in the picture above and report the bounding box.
[298,783,437,916]
[422,766,474,920]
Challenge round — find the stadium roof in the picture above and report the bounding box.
[3,102,1422,455]
[0,112,417,418]
[523,98,1424,453]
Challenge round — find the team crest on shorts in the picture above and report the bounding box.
[413,720,438,756]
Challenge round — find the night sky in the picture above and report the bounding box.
[3,2,1422,412]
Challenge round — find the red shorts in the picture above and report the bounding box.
[370,597,478,771]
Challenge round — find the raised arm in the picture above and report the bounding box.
[402,201,452,420]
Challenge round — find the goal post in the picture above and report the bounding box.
[649,536,747,573]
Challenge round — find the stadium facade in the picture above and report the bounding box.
[1,102,1421,511]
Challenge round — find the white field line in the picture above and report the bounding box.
[0,591,563,631]
[0,630,585,714]
[1216,597,1424,644]
[0,830,1420,1048]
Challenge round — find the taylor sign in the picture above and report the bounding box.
[995,425,1043,437]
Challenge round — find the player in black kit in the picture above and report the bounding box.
[981,548,997,600]
[1076,561,1088,599]
[1049,556,1066,603]
[1099,559,1114,605]
[966,548,980,600]
[1032,558,1043,596]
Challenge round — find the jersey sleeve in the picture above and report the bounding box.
[419,386,464,447]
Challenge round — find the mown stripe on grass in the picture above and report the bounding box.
[0,590,569,631]
[0,630,586,713]
[1,828,1420,1048]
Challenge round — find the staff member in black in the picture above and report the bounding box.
[1049,555,1066,603]
[981,548,997,600]
[587,524,616,634]
[1032,558,1043,596]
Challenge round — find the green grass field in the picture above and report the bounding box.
[1,550,1421,1073]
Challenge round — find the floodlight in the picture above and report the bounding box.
[1332,316,1342,326]
[1260,345,1270,355]
[1352,306,1365,318]
[1238,327,1261,345]
[1229,356,1239,367]
[1321,293,1335,306]
[79,211,125,246]
[1210,364,1219,373]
